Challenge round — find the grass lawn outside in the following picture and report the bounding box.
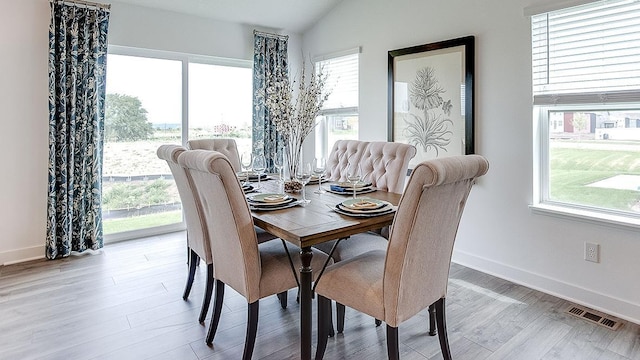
[550,144,640,213]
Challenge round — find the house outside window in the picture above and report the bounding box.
[531,0,640,225]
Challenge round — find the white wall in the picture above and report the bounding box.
[302,0,640,323]
[0,0,301,264]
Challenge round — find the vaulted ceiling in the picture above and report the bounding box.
[110,0,342,33]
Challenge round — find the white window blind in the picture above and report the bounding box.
[532,0,640,105]
[315,52,359,113]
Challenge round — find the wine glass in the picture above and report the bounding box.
[252,154,266,190]
[347,162,362,200]
[296,162,312,204]
[273,152,284,193]
[240,151,253,185]
[313,157,326,194]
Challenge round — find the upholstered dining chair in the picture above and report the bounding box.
[157,145,214,324]
[314,139,417,332]
[177,149,332,360]
[314,154,489,360]
[187,139,288,305]
[186,138,242,172]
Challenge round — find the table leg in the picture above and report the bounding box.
[300,246,313,360]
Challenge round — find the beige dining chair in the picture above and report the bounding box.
[157,145,214,324]
[314,155,489,360]
[315,139,417,332]
[177,149,332,360]
[186,138,242,172]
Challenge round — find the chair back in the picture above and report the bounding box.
[325,140,416,193]
[156,145,211,263]
[383,155,489,327]
[177,149,262,303]
[187,138,242,173]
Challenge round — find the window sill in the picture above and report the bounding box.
[529,203,640,231]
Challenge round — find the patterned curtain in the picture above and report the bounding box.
[252,31,289,172]
[46,1,110,259]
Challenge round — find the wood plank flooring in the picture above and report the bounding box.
[1,231,638,360]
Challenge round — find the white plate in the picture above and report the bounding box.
[332,205,395,218]
[250,199,301,211]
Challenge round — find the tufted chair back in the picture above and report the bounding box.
[383,155,489,326]
[187,138,242,173]
[156,145,212,264]
[325,140,417,194]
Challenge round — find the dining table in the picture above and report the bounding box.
[246,176,401,360]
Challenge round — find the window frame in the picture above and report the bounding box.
[104,45,253,242]
[313,48,360,158]
[530,0,640,230]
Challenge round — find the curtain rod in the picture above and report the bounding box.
[253,30,288,40]
[52,0,111,11]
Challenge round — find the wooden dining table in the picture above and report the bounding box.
[248,177,401,360]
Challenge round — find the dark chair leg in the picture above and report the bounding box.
[434,298,452,360]
[429,303,437,336]
[336,302,345,333]
[277,291,288,309]
[199,263,214,323]
[315,295,330,360]
[386,325,400,360]
[183,249,199,300]
[243,301,259,360]
[206,280,225,345]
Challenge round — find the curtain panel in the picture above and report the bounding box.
[46,1,110,259]
[252,31,289,172]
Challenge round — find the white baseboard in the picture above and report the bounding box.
[0,245,45,266]
[452,249,640,325]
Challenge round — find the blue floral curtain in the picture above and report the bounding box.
[46,1,110,259]
[252,31,288,172]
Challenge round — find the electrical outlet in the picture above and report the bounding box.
[585,242,599,263]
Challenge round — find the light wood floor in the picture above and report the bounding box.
[1,231,639,360]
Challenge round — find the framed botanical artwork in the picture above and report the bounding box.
[388,36,475,170]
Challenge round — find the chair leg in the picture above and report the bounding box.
[434,298,452,360]
[199,263,214,323]
[336,302,345,334]
[183,249,199,300]
[277,291,288,309]
[386,325,400,360]
[315,295,330,360]
[243,301,259,360]
[206,280,225,345]
[429,303,437,336]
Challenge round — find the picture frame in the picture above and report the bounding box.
[388,36,475,170]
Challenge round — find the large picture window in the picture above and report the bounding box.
[531,0,640,225]
[104,47,253,239]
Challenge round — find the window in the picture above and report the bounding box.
[314,49,359,158]
[531,0,640,225]
[104,47,253,239]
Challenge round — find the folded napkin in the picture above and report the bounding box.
[345,200,379,209]
[330,185,349,193]
[262,194,286,203]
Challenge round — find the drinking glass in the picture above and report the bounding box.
[273,152,284,194]
[252,154,266,190]
[240,152,253,185]
[313,157,326,194]
[346,162,362,200]
[296,162,312,204]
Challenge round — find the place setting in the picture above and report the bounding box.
[326,181,376,195]
[246,193,301,211]
[331,197,396,218]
